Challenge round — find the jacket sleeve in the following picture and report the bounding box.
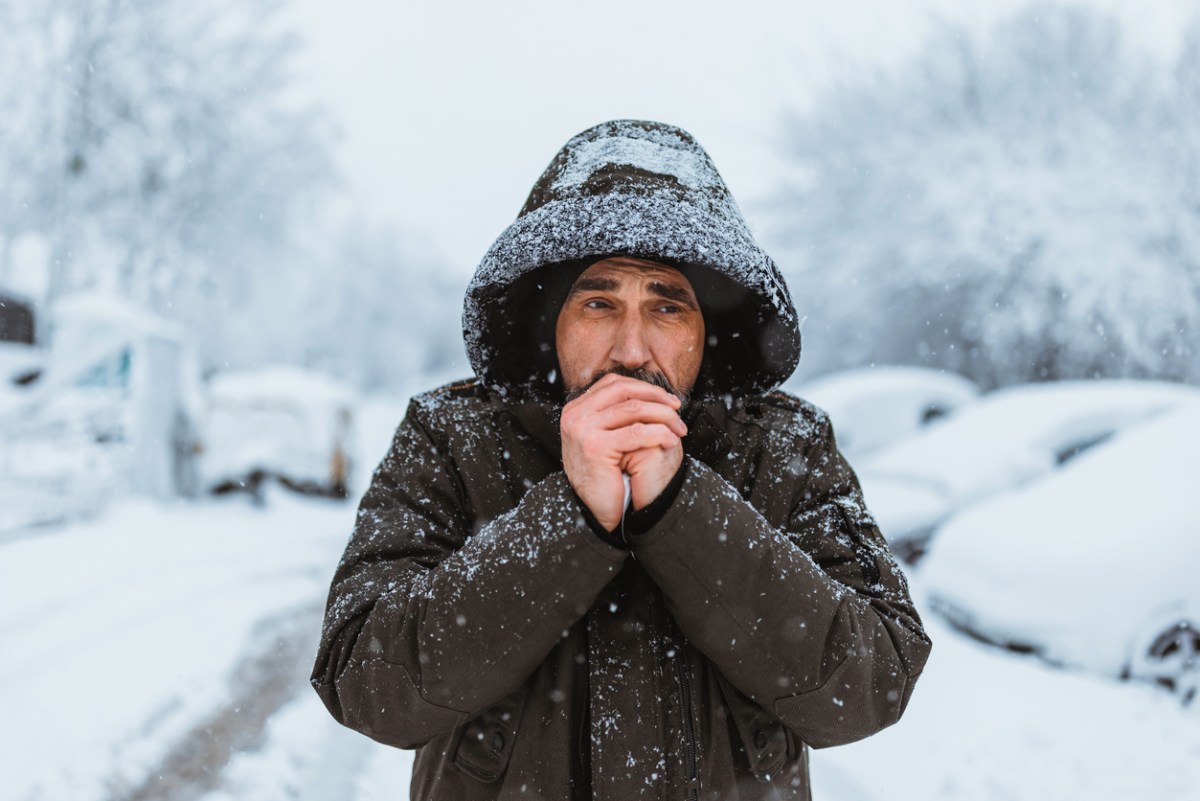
[628,411,931,749]
[310,400,626,749]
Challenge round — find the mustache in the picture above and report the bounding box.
[564,365,691,406]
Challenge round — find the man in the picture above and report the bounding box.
[312,120,931,800]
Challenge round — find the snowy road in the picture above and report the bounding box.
[2,398,1198,801]
[0,490,354,801]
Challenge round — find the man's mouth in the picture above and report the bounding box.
[564,365,691,407]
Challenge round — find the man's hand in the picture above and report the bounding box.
[560,373,687,532]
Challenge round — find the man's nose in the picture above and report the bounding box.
[609,314,651,368]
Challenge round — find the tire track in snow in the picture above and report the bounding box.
[105,602,323,801]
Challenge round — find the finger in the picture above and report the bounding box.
[608,422,681,454]
[561,376,682,443]
[591,371,681,403]
[595,399,687,437]
[619,442,683,474]
[570,373,681,412]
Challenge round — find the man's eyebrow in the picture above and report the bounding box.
[648,282,698,309]
[567,276,619,296]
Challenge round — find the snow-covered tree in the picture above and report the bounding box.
[1,1,482,394]
[311,223,466,392]
[0,0,334,340]
[769,5,1200,389]
[209,221,467,393]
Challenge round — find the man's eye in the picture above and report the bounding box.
[584,299,611,310]
[656,304,681,314]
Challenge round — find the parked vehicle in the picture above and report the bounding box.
[0,341,43,390]
[0,292,36,345]
[856,380,1200,561]
[0,292,203,534]
[0,293,42,389]
[196,366,355,500]
[920,401,1200,703]
[791,365,980,460]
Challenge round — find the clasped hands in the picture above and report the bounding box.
[560,373,687,533]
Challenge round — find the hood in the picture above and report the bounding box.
[463,119,801,401]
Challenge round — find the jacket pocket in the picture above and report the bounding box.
[715,671,794,782]
[451,685,527,783]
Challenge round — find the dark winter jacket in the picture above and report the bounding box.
[311,120,930,800]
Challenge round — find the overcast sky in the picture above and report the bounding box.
[283,0,1193,275]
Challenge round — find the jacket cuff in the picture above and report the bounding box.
[574,460,688,547]
[624,459,687,537]
[577,500,628,549]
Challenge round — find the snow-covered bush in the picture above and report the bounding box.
[770,5,1200,389]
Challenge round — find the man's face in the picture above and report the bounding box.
[555,257,706,398]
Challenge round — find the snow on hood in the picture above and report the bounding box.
[463,119,802,401]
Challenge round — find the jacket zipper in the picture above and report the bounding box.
[575,617,591,801]
[673,649,699,801]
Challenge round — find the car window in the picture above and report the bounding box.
[1054,431,1113,465]
[76,348,132,390]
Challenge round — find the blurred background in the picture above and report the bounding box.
[1,1,1198,799]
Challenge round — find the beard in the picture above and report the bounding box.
[563,365,691,407]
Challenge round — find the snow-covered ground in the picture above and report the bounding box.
[196,688,414,801]
[2,387,1198,801]
[175,602,1200,801]
[0,489,352,801]
[0,395,410,801]
[810,593,1200,801]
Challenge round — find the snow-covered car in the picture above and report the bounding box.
[0,293,43,392]
[0,340,43,392]
[919,401,1200,703]
[858,379,1200,561]
[790,365,980,460]
[0,291,36,344]
[197,366,355,500]
[0,293,204,534]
